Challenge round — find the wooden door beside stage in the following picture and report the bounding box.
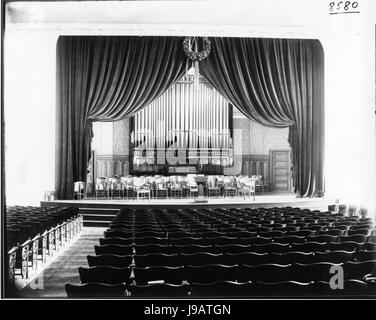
[269,149,291,192]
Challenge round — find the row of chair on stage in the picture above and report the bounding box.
[74,174,264,200]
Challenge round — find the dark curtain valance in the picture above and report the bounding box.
[56,36,188,199]
[200,38,324,197]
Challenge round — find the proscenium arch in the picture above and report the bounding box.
[55,36,324,199]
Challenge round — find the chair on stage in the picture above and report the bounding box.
[155,177,168,199]
[252,175,265,194]
[186,175,199,198]
[95,178,109,199]
[223,176,237,198]
[73,181,86,200]
[109,176,123,199]
[133,177,151,200]
[121,176,134,199]
[180,177,190,198]
[169,176,183,198]
[207,176,220,198]
[237,177,256,201]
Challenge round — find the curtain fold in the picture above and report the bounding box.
[199,38,324,197]
[56,36,188,199]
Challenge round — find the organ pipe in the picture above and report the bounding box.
[132,75,232,166]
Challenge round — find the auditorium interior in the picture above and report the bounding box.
[2,1,376,299]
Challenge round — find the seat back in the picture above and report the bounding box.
[65,282,127,298]
[190,281,252,297]
[134,237,167,246]
[186,264,238,284]
[238,264,291,282]
[134,244,172,255]
[180,253,225,266]
[134,253,180,267]
[253,281,312,297]
[133,266,184,285]
[226,252,270,266]
[343,260,376,279]
[290,242,326,253]
[87,254,132,268]
[271,251,315,265]
[104,230,134,239]
[79,266,132,284]
[99,237,134,246]
[253,243,290,254]
[292,262,340,282]
[129,283,189,297]
[94,244,133,256]
[313,250,355,264]
[357,250,376,262]
[340,235,367,244]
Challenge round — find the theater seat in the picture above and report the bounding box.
[190,281,252,297]
[357,250,376,262]
[327,241,363,252]
[129,283,189,297]
[104,230,134,239]
[271,251,315,265]
[186,264,238,284]
[65,282,127,298]
[225,252,271,266]
[134,253,180,267]
[79,266,132,285]
[180,252,225,266]
[290,242,326,253]
[99,237,134,246]
[343,260,376,280]
[133,266,184,285]
[134,237,167,246]
[134,244,172,255]
[252,281,312,297]
[310,280,372,297]
[238,264,291,282]
[94,244,133,256]
[292,262,342,282]
[312,251,355,264]
[87,254,132,268]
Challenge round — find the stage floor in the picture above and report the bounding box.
[41,193,334,211]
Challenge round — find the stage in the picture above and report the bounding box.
[40,193,335,227]
[41,193,334,211]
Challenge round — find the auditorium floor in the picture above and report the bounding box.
[16,227,105,299]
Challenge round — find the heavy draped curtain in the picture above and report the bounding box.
[56,36,188,199]
[56,36,324,199]
[200,38,324,197]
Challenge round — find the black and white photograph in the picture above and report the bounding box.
[1,0,376,305]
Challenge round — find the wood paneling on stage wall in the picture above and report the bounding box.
[95,154,131,178]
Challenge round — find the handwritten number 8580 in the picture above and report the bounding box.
[329,1,358,12]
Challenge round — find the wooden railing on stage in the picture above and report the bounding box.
[93,153,292,193]
[240,155,270,191]
[95,155,131,179]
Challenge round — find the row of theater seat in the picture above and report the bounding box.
[87,250,376,267]
[66,279,375,298]
[66,206,376,297]
[93,242,376,255]
[76,261,376,285]
[6,206,83,285]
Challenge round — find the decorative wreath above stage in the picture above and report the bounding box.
[183,37,211,62]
